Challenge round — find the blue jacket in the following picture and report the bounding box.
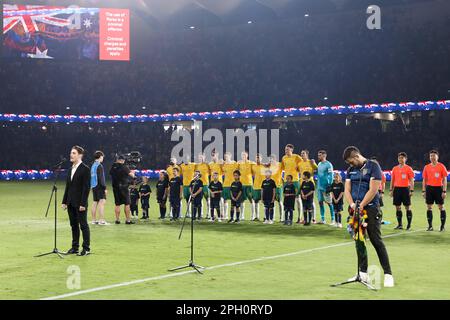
[91,161,106,189]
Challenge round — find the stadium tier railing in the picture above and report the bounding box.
[0,101,449,124]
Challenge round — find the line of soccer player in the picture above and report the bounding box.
[99,146,447,232]
[145,145,344,226]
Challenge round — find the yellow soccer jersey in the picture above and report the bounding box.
[252,163,267,190]
[239,160,255,186]
[209,162,223,183]
[270,162,283,187]
[180,162,196,186]
[223,162,239,187]
[166,164,181,180]
[281,154,302,182]
[298,159,318,183]
[195,162,210,185]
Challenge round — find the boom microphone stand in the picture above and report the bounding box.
[35,159,66,259]
[169,195,205,274]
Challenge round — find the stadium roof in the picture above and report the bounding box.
[25,0,440,28]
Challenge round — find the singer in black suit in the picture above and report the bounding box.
[62,146,91,256]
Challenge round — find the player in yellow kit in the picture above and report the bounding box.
[298,149,318,223]
[195,153,210,219]
[269,154,284,222]
[209,150,224,219]
[238,151,256,221]
[222,152,239,219]
[281,144,303,222]
[180,160,196,217]
[252,154,266,221]
[166,157,181,180]
[167,157,182,218]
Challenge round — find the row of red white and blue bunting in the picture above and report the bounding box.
[2,169,448,182]
[1,100,449,124]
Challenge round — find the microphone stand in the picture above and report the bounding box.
[168,195,205,274]
[35,160,66,258]
[330,203,376,290]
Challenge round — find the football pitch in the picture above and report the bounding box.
[1,181,449,300]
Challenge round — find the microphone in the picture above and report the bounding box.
[52,158,67,169]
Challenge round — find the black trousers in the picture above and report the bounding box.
[170,198,181,219]
[68,205,90,251]
[357,206,392,275]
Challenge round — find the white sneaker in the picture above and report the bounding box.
[263,220,268,224]
[269,220,274,225]
[348,272,368,283]
[91,221,98,225]
[99,221,109,225]
[338,223,343,228]
[384,274,395,287]
[330,220,336,226]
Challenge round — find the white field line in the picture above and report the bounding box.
[40,229,424,300]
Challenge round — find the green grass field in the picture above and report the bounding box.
[1,180,450,300]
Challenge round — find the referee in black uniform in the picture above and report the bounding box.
[62,146,91,256]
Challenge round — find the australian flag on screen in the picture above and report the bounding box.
[3,4,100,60]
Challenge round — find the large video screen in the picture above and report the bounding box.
[2,4,130,61]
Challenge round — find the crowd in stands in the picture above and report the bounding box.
[0,1,448,115]
[2,111,449,172]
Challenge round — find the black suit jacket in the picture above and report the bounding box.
[62,162,91,208]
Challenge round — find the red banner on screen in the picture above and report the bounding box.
[3,5,130,61]
[99,8,130,61]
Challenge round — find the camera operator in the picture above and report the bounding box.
[110,155,136,225]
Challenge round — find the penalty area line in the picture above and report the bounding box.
[40,228,424,300]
